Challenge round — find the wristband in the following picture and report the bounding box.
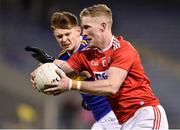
[71,80,81,91]
[77,81,81,91]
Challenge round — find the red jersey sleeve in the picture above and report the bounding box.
[111,40,137,71]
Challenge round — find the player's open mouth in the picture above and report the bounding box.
[63,44,70,48]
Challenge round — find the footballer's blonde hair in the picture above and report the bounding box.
[80,4,113,25]
[51,11,78,30]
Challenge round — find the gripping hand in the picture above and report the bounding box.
[25,46,55,63]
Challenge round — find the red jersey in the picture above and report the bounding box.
[67,35,160,124]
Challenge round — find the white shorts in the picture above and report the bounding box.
[91,110,122,130]
[121,105,169,130]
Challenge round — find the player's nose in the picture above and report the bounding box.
[62,36,67,42]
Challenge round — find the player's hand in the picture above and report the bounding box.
[25,46,55,63]
[30,64,43,90]
[81,100,91,111]
[42,69,70,96]
[30,71,36,89]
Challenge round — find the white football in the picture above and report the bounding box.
[34,63,61,90]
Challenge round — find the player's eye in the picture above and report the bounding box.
[57,35,62,39]
[83,25,90,30]
[65,33,70,37]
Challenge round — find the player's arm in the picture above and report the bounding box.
[25,46,55,63]
[53,59,79,78]
[43,66,127,96]
[25,46,79,77]
[78,66,128,95]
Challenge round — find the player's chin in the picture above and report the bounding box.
[65,47,72,51]
[63,44,71,50]
[63,45,70,50]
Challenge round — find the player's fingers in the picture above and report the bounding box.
[24,46,33,51]
[30,78,35,84]
[30,79,37,89]
[56,69,66,78]
[30,72,35,79]
[30,72,35,83]
[42,83,58,90]
[32,53,38,59]
[30,78,36,84]
[30,73,37,89]
[31,67,37,75]
[25,46,40,53]
[30,71,38,89]
[38,63,43,67]
[43,86,59,93]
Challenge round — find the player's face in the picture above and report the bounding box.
[81,16,103,48]
[53,27,81,52]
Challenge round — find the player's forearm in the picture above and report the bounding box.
[71,79,119,96]
[53,59,79,77]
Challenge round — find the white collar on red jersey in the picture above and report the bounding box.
[101,35,120,52]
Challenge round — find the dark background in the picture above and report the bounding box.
[0,0,180,128]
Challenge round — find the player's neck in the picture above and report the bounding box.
[99,32,113,50]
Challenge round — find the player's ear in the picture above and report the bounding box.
[100,22,106,32]
[76,26,81,35]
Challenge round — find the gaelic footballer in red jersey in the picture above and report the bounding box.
[33,4,168,130]
[67,35,160,123]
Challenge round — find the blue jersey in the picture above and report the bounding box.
[58,36,111,121]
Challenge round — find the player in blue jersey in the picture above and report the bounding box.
[50,11,121,130]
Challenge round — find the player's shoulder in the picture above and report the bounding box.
[114,35,137,55]
[114,35,134,48]
[114,35,126,44]
[110,35,122,50]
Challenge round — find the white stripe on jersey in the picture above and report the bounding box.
[112,37,120,50]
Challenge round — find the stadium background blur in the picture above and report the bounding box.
[0,0,180,129]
